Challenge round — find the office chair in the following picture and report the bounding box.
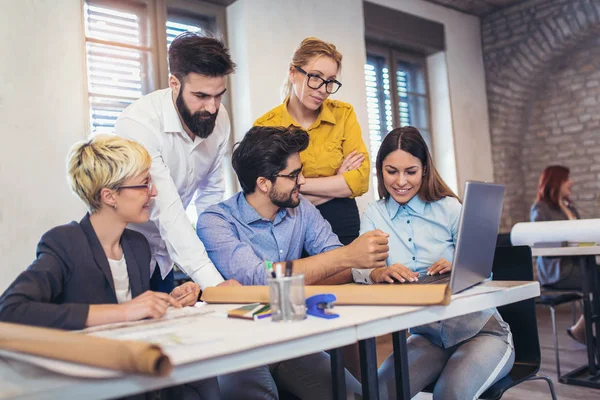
[496,233,582,379]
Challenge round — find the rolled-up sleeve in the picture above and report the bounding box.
[197,208,268,285]
[341,107,370,198]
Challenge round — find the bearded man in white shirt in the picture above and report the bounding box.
[115,32,239,293]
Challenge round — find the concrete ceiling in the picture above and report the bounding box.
[203,0,525,18]
[423,0,526,16]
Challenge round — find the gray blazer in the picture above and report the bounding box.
[0,214,151,330]
[530,200,581,287]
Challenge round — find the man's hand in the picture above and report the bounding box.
[427,258,452,276]
[121,291,181,321]
[345,229,389,269]
[370,263,419,283]
[217,279,241,287]
[170,282,200,306]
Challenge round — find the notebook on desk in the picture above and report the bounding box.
[403,181,505,295]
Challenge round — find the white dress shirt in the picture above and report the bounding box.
[108,255,132,304]
[115,88,227,289]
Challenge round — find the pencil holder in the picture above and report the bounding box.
[268,274,306,322]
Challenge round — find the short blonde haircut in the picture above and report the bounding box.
[67,134,152,213]
[282,37,343,100]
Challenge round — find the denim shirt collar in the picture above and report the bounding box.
[386,194,426,219]
[238,193,288,224]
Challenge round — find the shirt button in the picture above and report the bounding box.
[279,250,283,253]
[412,256,416,260]
[407,220,411,224]
[408,238,412,242]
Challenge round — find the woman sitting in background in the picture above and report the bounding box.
[358,127,514,400]
[531,165,591,344]
[0,135,215,399]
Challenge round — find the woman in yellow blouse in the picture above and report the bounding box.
[255,37,370,245]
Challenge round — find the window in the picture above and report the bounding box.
[364,45,431,196]
[83,0,220,134]
[84,1,153,134]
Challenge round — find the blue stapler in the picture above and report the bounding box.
[306,294,339,319]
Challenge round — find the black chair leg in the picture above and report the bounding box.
[525,375,557,400]
[549,306,561,380]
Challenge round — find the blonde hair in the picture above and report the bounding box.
[67,134,152,213]
[282,37,343,100]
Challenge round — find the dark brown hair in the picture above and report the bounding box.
[232,126,309,194]
[376,126,459,202]
[536,165,570,208]
[168,32,235,81]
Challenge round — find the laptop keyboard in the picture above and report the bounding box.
[401,274,450,285]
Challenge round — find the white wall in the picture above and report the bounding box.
[0,0,87,291]
[226,0,376,208]
[370,0,494,195]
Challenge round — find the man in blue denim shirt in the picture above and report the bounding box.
[197,126,388,286]
[197,126,387,400]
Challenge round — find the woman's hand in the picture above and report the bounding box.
[121,290,181,321]
[170,282,201,306]
[370,263,420,283]
[427,258,452,276]
[337,151,365,175]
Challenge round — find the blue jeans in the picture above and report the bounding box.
[218,351,362,400]
[378,315,515,400]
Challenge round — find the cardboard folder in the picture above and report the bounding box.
[0,322,172,376]
[202,283,451,306]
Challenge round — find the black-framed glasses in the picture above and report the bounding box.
[272,170,303,185]
[295,66,342,94]
[117,181,154,193]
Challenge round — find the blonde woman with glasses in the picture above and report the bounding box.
[0,135,218,398]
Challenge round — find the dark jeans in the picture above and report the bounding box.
[150,265,175,294]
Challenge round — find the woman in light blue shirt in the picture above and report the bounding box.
[362,127,514,400]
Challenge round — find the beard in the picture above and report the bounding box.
[269,185,300,208]
[176,89,218,139]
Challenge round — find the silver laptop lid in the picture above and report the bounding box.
[449,181,505,294]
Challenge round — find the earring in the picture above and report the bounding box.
[112,204,117,210]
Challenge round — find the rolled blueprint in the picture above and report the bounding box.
[0,322,172,376]
[511,219,600,247]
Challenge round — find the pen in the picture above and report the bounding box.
[265,260,276,278]
[275,262,283,278]
[285,260,293,277]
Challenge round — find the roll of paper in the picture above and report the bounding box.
[0,322,172,376]
[511,219,600,247]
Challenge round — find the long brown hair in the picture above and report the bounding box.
[376,126,459,203]
[282,37,342,100]
[536,165,570,208]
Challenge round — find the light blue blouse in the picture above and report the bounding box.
[358,194,499,348]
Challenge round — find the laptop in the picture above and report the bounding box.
[403,181,505,294]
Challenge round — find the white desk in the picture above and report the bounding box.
[0,281,539,400]
[531,246,600,389]
[531,245,600,258]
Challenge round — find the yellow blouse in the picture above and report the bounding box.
[254,99,370,198]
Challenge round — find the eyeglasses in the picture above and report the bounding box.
[117,181,154,193]
[295,66,342,94]
[272,170,303,185]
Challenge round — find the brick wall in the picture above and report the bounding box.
[481,0,600,231]
[524,37,600,219]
